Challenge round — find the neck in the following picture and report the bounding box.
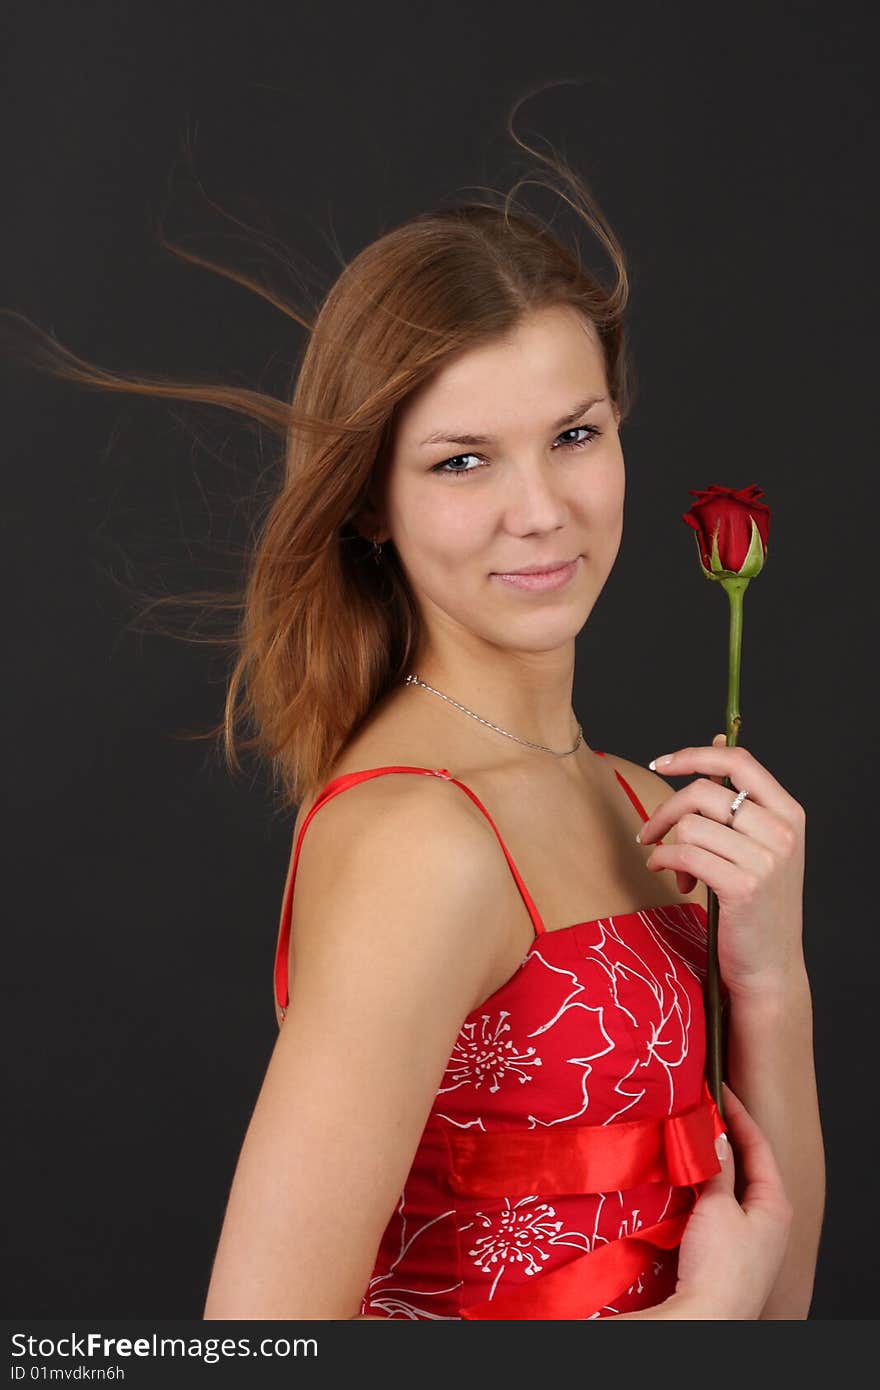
[407,643,580,754]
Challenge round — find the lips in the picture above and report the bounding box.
[493,558,578,576]
[491,556,581,593]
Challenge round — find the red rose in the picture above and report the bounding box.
[681,484,770,580]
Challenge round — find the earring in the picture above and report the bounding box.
[371,538,384,564]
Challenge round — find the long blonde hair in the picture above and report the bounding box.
[2,98,634,811]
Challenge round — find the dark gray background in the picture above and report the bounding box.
[2,0,874,1319]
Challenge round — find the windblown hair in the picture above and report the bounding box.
[3,93,634,811]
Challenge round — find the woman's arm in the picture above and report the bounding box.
[604,755,826,1321]
[725,971,826,1319]
[203,777,517,1320]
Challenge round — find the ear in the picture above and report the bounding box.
[359,522,389,546]
[352,473,391,544]
[349,500,387,545]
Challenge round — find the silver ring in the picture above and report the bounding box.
[727,787,749,824]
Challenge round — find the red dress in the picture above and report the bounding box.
[273,753,727,1320]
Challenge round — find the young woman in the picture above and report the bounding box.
[9,137,823,1319]
[196,189,821,1318]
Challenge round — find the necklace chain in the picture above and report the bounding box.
[402,674,583,757]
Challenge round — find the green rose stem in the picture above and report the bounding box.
[707,574,749,1123]
[685,487,769,1128]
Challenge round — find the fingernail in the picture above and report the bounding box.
[715,1133,729,1162]
[648,759,656,771]
[635,830,641,843]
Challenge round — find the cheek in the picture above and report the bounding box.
[574,449,625,522]
[394,486,494,569]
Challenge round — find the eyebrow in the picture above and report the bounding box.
[417,395,607,449]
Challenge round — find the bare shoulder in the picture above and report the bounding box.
[596,750,708,911]
[281,769,518,1020]
[596,750,676,819]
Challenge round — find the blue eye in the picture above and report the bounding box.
[556,425,602,450]
[430,454,484,478]
[430,425,602,480]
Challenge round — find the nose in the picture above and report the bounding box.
[503,458,570,534]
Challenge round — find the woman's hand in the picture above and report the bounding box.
[637,734,806,999]
[673,1082,793,1319]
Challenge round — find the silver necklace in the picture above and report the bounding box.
[403,673,583,757]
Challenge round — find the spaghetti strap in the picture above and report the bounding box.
[274,751,658,1017]
[274,764,548,1017]
[593,749,652,823]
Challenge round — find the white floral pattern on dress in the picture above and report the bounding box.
[443,1010,543,1093]
[457,1176,676,1293]
[464,1196,563,1293]
[360,1191,463,1320]
[436,951,617,1131]
[360,903,711,1319]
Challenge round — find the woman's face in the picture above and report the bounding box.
[380,303,625,658]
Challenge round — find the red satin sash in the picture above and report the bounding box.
[457,1077,726,1320]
